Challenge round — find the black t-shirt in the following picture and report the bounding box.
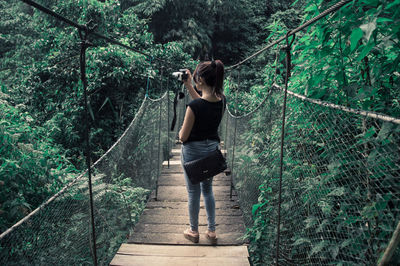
[185,96,225,143]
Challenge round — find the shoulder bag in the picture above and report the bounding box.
[183,147,227,184]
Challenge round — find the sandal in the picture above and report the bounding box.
[184,228,199,243]
[205,230,217,245]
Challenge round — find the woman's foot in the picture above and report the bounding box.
[184,228,199,243]
[205,230,217,245]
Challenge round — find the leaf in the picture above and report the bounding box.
[357,40,375,61]
[359,18,376,43]
[341,239,352,248]
[328,187,345,197]
[311,241,329,256]
[305,216,318,229]
[304,5,318,12]
[364,126,376,139]
[88,103,95,121]
[255,231,262,241]
[318,201,332,215]
[377,122,393,140]
[386,0,400,10]
[376,17,393,23]
[350,28,363,52]
[330,245,340,259]
[252,202,266,216]
[293,238,311,246]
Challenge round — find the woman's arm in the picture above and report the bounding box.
[179,106,195,142]
[183,70,201,100]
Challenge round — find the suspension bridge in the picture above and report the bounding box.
[1,0,399,265]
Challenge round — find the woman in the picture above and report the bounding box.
[179,60,225,244]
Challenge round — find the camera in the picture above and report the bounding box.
[172,69,188,82]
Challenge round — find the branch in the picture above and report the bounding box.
[378,220,400,266]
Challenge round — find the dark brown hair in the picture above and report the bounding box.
[193,60,224,95]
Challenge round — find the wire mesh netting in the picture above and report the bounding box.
[222,85,400,265]
[0,91,186,265]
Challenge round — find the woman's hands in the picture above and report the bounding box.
[182,69,201,99]
[183,69,193,88]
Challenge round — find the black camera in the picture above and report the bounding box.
[172,69,188,82]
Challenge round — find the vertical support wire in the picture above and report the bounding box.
[78,28,98,266]
[224,74,232,152]
[167,77,170,168]
[155,67,163,200]
[230,71,240,200]
[276,32,295,265]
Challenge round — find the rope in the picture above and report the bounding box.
[226,0,352,71]
[147,90,169,102]
[272,84,400,125]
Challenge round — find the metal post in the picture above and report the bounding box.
[230,73,240,200]
[155,69,163,200]
[79,29,97,266]
[224,74,231,152]
[275,32,294,265]
[167,77,170,168]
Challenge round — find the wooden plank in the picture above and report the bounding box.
[158,185,231,193]
[137,214,244,225]
[156,186,237,202]
[132,223,246,234]
[160,172,229,178]
[145,201,242,210]
[155,194,238,202]
[170,149,181,156]
[158,179,229,187]
[169,148,226,155]
[159,172,230,179]
[116,244,249,257]
[128,232,247,245]
[162,160,181,166]
[157,174,230,186]
[161,165,183,172]
[110,254,250,266]
[141,207,243,217]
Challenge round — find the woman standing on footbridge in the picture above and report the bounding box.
[179,60,226,244]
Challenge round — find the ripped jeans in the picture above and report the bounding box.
[181,139,219,232]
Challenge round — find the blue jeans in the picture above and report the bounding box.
[181,140,219,232]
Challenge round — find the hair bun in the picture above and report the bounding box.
[211,60,216,68]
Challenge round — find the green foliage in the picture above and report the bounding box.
[0,93,78,231]
[129,0,295,64]
[0,0,192,253]
[289,0,400,116]
[224,0,400,264]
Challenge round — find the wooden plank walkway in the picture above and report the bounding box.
[110,145,249,266]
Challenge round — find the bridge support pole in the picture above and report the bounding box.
[155,70,163,200]
[230,72,240,200]
[79,28,98,266]
[276,32,295,266]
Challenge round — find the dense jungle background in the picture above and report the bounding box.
[1,0,399,264]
